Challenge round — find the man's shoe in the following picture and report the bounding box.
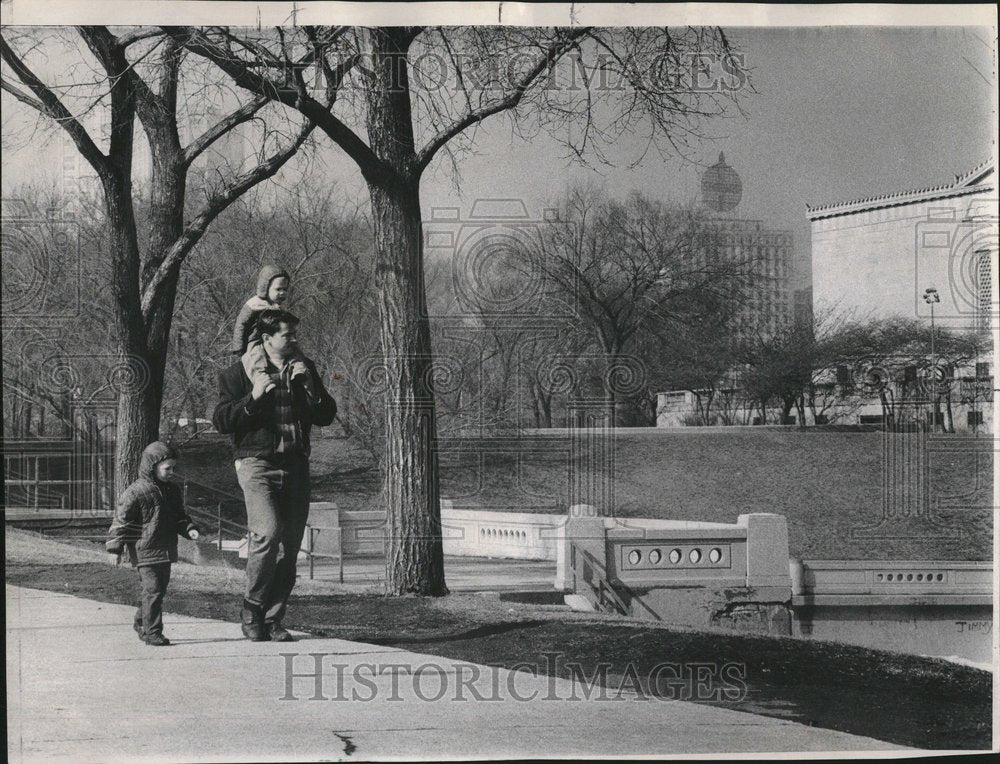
[144,634,170,646]
[241,621,270,642]
[241,599,270,642]
[267,622,295,642]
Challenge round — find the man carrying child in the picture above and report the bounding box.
[213,308,337,642]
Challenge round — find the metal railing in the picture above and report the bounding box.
[180,477,344,580]
[182,479,248,553]
[570,542,663,621]
[306,525,344,583]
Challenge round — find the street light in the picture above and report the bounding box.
[923,287,940,362]
[923,287,941,431]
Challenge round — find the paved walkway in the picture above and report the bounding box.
[6,584,906,762]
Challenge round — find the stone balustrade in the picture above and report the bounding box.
[559,505,794,635]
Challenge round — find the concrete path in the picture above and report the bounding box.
[6,584,906,762]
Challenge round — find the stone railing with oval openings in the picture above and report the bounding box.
[560,507,794,635]
[439,505,565,561]
[790,559,992,605]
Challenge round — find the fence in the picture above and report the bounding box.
[3,439,113,517]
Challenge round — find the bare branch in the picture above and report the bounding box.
[414,28,592,174]
[74,26,142,173]
[0,75,46,112]
[117,28,166,49]
[0,33,108,177]
[164,26,388,181]
[77,26,162,149]
[140,114,320,317]
[182,95,269,168]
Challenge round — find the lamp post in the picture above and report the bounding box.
[923,287,939,359]
[923,287,941,431]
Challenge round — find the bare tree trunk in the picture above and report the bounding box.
[943,390,955,433]
[529,382,542,428]
[693,391,704,424]
[366,28,447,596]
[538,384,553,428]
[781,396,795,424]
[106,177,158,499]
[369,181,447,595]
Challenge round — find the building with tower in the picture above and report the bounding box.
[655,153,799,427]
[697,153,796,339]
[659,160,993,431]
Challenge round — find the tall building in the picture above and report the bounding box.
[181,100,248,181]
[698,153,795,338]
[807,160,995,331]
[793,286,813,328]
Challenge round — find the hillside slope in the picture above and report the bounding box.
[181,428,993,560]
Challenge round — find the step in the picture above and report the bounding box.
[177,538,245,570]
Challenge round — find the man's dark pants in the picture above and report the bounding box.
[134,562,171,638]
[235,454,311,624]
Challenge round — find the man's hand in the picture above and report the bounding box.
[251,373,277,401]
[291,361,317,397]
[107,552,122,568]
[188,529,200,541]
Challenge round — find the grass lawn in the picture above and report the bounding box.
[179,427,993,560]
[6,529,992,751]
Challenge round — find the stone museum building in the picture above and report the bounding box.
[804,160,995,433]
[808,159,995,331]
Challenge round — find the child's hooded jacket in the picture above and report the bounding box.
[230,265,291,354]
[106,442,198,567]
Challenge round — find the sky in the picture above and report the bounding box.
[2,25,996,290]
[414,26,996,288]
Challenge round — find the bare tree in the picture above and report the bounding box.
[1,27,321,495]
[648,311,742,426]
[530,187,749,425]
[170,25,747,594]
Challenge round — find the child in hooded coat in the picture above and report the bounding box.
[106,441,200,646]
[231,265,308,387]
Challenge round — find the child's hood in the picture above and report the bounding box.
[139,441,178,481]
[255,265,290,300]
